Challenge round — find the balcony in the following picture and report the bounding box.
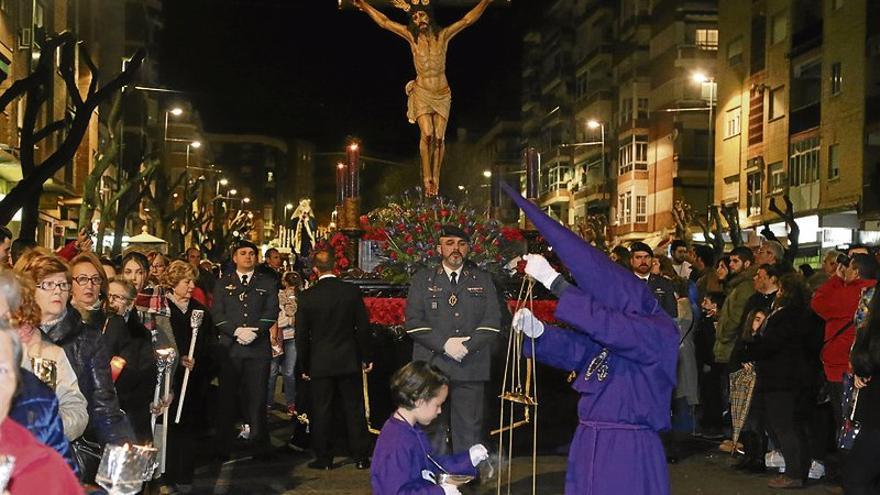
[791,21,823,58]
[789,102,820,135]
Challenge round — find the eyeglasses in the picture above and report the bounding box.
[108,294,133,303]
[74,275,103,287]
[151,264,167,269]
[36,281,71,292]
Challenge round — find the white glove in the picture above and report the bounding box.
[440,485,462,495]
[444,337,471,362]
[469,443,489,466]
[523,254,559,289]
[512,308,544,339]
[234,327,257,345]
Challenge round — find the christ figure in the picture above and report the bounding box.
[352,0,493,196]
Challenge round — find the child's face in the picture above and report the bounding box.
[413,385,449,426]
[751,312,766,333]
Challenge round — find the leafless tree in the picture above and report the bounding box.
[0,32,144,239]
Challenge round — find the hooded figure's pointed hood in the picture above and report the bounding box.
[502,183,662,316]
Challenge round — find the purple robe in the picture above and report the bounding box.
[371,416,476,494]
[525,282,679,495]
[501,181,678,494]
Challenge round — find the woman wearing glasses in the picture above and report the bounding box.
[69,252,108,327]
[14,253,134,450]
[0,270,88,444]
[102,277,155,442]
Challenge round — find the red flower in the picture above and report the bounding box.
[404,233,413,243]
[359,215,370,229]
[473,245,483,254]
[390,251,398,261]
[415,225,424,234]
[459,215,467,224]
[406,247,415,255]
[502,227,525,242]
[338,258,350,270]
[493,239,501,247]
[427,249,435,257]
[440,209,449,218]
[418,214,428,223]
[433,222,441,231]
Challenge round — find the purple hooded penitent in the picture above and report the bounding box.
[503,183,679,495]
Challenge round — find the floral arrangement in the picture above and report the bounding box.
[361,191,525,284]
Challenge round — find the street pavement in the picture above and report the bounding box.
[190,409,837,494]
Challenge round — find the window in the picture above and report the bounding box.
[727,36,744,65]
[635,196,647,223]
[267,171,274,182]
[771,12,787,44]
[828,144,840,179]
[831,62,842,95]
[618,191,632,224]
[746,172,763,217]
[637,97,649,118]
[724,107,741,138]
[618,136,648,174]
[769,86,785,120]
[789,136,820,186]
[576,74,588,100]
[619,98,633,125]
[696,29,719,50]
[768,162,785,193]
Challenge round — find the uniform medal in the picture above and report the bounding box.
[448,293,458,307]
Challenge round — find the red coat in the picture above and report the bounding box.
[0,418,84,495]
[811,276,876,382]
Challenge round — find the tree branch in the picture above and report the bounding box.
[33,117,70,143]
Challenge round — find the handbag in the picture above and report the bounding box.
[837,372,861,450]
[71,437,103,483]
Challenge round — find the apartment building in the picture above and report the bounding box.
[715,0,880,254]
[519,0,719,246]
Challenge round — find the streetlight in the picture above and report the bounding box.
[164,107,184,142]
[691,71,716,208]
[483,170,492,178]
[243,197,251,204]
[186,140,201,168]
[229,189,237,196]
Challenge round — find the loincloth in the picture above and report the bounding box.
[405,80,452,124]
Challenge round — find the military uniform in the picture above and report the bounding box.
[405,263,501,454]
[211,270,279,454]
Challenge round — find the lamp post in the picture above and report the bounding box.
[691,71,716,209]
[185,140,201,169]
[164,107,183,142]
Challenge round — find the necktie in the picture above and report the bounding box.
[241,274,249,286]
[450,272,458,286]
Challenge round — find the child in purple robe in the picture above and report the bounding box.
[371,361,488,495]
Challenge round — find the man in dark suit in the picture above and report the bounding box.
[630,242,678,318]
[211,240,279,457]
[296,250,373,470]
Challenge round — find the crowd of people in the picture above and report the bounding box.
[615,237,880,493]
[1,214,879,494]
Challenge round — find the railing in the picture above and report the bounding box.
[789,102,820,135]
[791,20,823,57]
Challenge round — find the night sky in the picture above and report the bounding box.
[159,0,538,160]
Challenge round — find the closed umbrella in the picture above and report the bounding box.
[729,367,756,453]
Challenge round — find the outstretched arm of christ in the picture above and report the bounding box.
[442,0,493,41]
[352,0,412,42]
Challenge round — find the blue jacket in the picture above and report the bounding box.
[11,369,79,475]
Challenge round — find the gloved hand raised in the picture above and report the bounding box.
[512,308,544,339]
[522,254,559,289]
[440,485,462,495]
[469,444,489,466]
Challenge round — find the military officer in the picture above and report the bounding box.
[629,242,679,318]
[405,225,502,455]
[211,240,279,456]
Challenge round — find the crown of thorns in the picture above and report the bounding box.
[392,0,431,12]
